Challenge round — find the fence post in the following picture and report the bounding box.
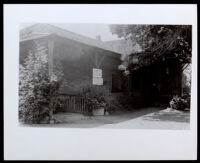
[58,94,89,113]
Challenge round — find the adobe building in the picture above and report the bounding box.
[20,24,123,95]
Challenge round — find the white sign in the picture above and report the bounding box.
[92,77,103,85]
[93,68,102,78]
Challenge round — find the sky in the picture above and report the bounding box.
[20,23,121,41]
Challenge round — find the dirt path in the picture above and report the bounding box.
[98,108,190,129]
[21,107,163,128]
[20,107,190,129]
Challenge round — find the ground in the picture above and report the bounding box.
[97,107,190,129]
[20,107,190,129]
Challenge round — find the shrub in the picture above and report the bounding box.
[53,96,65,113]
[117,92,134,108]
[19,42,63,123]
[169,93,190,110]
[81,85,120,113]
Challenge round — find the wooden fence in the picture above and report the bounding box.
[58,94,88,113]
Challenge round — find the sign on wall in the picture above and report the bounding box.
[93,68,102,78]
[92,68,103,85]
[92,77,103,85]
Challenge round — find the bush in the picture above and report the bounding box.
[169,93,190,110]
[117,92,134,108]
[19,42,63,123]
[81,85,121,113]
[53,96,65,113]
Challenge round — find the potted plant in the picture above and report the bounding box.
[82,85,120,116]
[92,96,106,116]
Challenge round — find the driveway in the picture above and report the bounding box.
[20,107,190,129]
[98,108,190,130]
[21,107,163,128]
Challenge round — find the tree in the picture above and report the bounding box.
[109,25,192,70]
[19,42,63,123]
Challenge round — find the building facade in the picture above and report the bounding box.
[20,24,123,95]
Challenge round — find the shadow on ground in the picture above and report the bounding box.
[142,109,190,123]
[20,107,164,128]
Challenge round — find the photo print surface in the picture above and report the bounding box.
[19,23,192,129]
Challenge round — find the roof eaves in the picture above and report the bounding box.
[20,33,51,42]
[51,34,122,57]
[20,24,123,56]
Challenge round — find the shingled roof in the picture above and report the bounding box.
[20,23,122,55]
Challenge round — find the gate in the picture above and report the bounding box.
[58,94,88,113]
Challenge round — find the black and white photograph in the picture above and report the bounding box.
[4,4,197,160]
[19,23,192,129]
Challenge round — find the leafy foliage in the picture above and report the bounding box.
[110,25,192,70]
[81,85,120,113]
[117,92,134,108]
[19,42,63,123]
[169,93,190,110]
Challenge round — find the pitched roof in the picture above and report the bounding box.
[20,33,51,42]
[20,23,122,55]
[105,39,142,55]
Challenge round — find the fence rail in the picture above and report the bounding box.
[58,94,88,113]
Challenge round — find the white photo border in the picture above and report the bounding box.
[4,4,197,160]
